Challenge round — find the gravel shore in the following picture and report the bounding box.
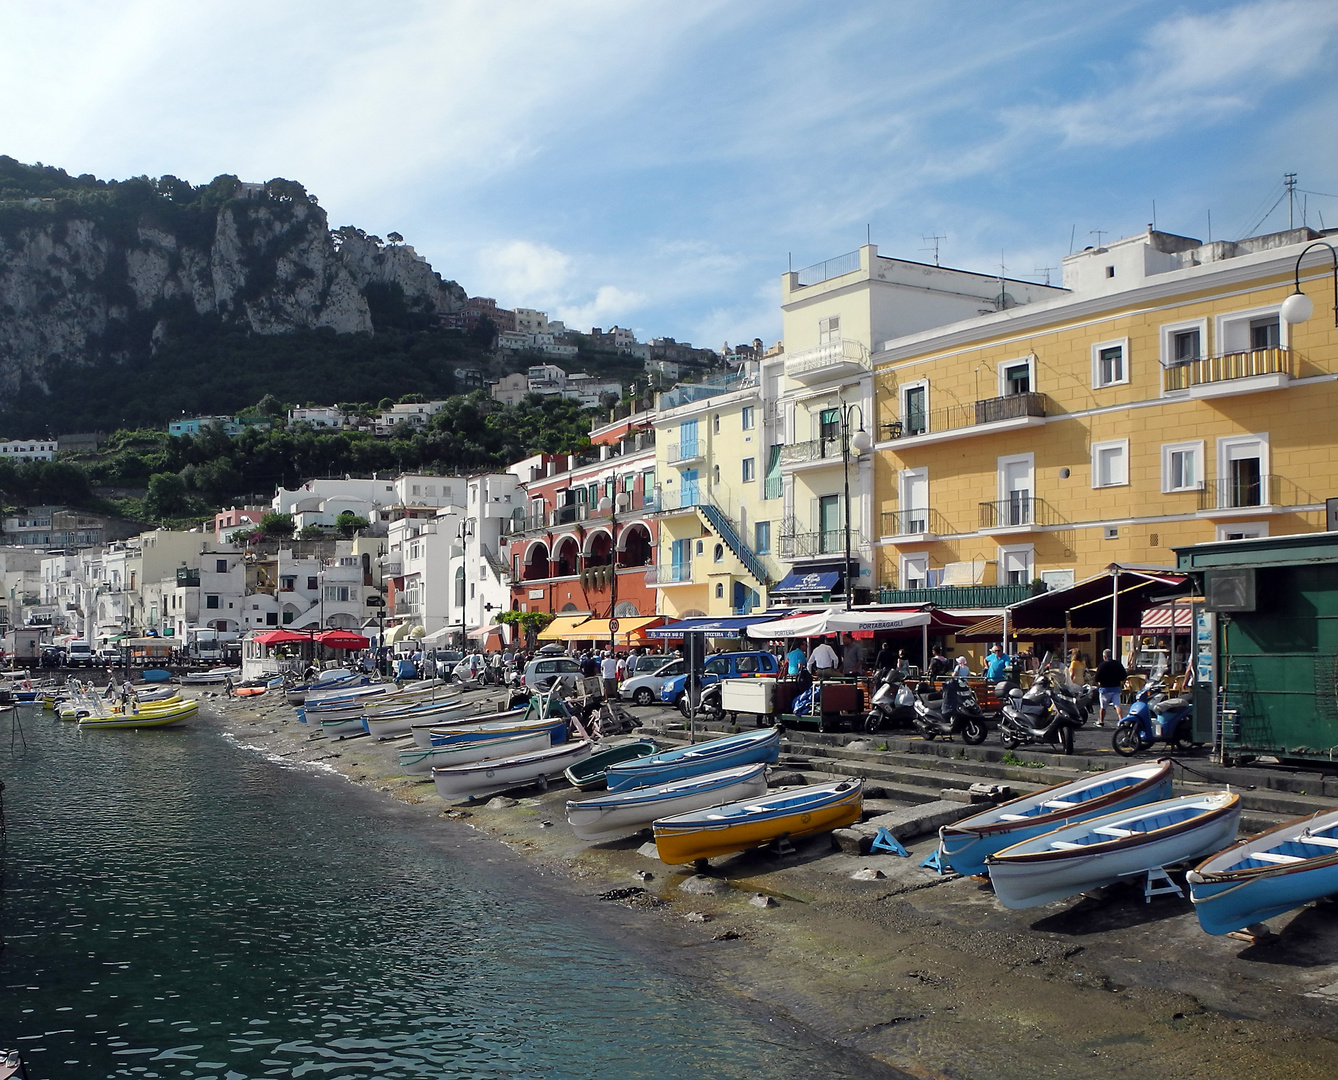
[203,686,1338,1080]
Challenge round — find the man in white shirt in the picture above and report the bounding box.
[600,652,620,699]
[808,639,839,676]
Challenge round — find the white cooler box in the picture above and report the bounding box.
[721,677,775,714]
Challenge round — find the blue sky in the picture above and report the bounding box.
[1,0,1334,350]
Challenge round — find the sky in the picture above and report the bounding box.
[0,0,1334,350]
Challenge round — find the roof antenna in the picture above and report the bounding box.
[1207,209,1212,243]
[1090,229,1108,250]
[1033,265,1056,286]
[1068,224,1077,255]
[1151,200,1157,232]
[866,223,871,246]
[921,234,945,266]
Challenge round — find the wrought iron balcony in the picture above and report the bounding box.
[779,529,848,558]
[880,508,950,538]
[882,392,1048,443]
[644,563,693,584]
[783,337,870,384]
[1198,473,1278,512]
[666,440,704,465]
[977,496,1064,530]
[779,436,847,467]
[1164,348,1293,394]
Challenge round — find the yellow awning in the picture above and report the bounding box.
[536,615,593,641]
[572,616,665,641]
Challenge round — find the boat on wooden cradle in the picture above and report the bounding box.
[78,698,200,729]
[985,791,1241,910]
[937,759,1176,876]
[603,727,782,793]
[566,763,771,842]
[399,731,554,775]
[652,777,864,864]
[563,740,658,791]
[431,739,594,800]
[427,715,568,748]
[1187,808,1338,936]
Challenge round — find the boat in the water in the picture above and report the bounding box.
[986,791,1241,910]
[652,777,864,864]
[431,739,593,800]
[604,727,782,793]
[563,740,658,791]
[398,731,553,775]
[1187,808,1338,936]
[78,698,200,729]
[566,762,771,842]
[937,760,1176,876]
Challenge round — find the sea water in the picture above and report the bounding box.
[0,707,899,1079]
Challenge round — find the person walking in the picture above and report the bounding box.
[928,645,952,679]
[984,644,1008,682]
[840,634,865,676]
[1067,648,1087,686]
[785,639,807,677]
[600,651,620,700]
[1093,648,1127,728]
[808,638,839,677]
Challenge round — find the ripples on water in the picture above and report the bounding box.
[0,708,879,1079]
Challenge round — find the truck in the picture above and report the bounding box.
[3,627,45,664]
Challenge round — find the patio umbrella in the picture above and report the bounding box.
[253,629,312,648]
[315,629,371,650]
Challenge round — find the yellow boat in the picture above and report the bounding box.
[652,778,864,864]
[78,698,199,729]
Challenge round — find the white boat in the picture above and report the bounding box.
[399,731,551,775]
[566,763,771,842]
[431,739,593,800]
[986,791,1241,910]
[179,666,241,685]
[1188,809,1338,936]
[407,703,487,746]
[427,714,567,747]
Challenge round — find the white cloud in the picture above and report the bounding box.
[557,286,649,331]
[476,240,572,308]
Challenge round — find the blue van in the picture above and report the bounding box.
[659,651,779,707]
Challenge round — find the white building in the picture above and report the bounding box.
[489,372,530,406]
[0,439,57,461]
[374,400,447,436]
[288,406,345,428]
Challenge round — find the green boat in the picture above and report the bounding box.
[563,740,658,791]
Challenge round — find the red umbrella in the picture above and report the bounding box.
[253,629,312,647]
[315,629,371,650]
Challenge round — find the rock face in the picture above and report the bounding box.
[0,182,464,393]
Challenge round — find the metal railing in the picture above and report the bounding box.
[882,391,1048,441]
[783,337,870,380]
[666,440,703,463]
[880,508,951,537]
[779,436,847,466]
[978,496,1065,529]
[644,563,693,584]
[1198,473,1278,511]
[876,583,1040,607]
[796,250,861,286]
[1164,348,1293,392]
[779,529,848,558]
[653,487,701,512]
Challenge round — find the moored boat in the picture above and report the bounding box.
[566,762,771,842]
[399,731,552,775]
[986,791,1241,910]
[937,759,1175,876]
[78,698,199,729]
[652,777,864,864]
[1187,808,1338,936]
[431,739,593,800]
[563,740,658,791]
[604,727,781,793]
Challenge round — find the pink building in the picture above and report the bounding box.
[215,506,267,542]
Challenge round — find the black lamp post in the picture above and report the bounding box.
[840,403,873,610]
[456,519,474,652]
[1280,241,1338,496]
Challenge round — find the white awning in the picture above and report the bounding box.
[746,606,932,639]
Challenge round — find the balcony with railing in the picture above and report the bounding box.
[1198,473,1279,514]
[876,582,1040,607]
[1164,348,1294,397]
[783,337,870,385]
[779,529,848,559]
[779,435,848,469]
[643,562,694,585]
[978,495,1065,532]
[880,507,951,540]
[666,439,705,466]
[880,392,1048,447]
[653,486,701,514]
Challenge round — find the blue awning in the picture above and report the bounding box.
[647,611,792,638]
[771,570,842,594]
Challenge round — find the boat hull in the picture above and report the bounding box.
[563,740,658,791]
[78,700,199,729]
[566,763,770,842]
[604,727,781,793]
[399,732,552,775]
[431,740,593,800]
[652,778,863,864]
[987,792,1241,910]
[426,714,561,747]
[1187,809,1338,936]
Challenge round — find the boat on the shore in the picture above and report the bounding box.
[78,697,200,729]
[563,740,658,791]
[937,759,1175,876]
[985,791,1241,910]
[179,667,241,686]
[399,731,553,775]
[1187,809,1338,936]
[603,727,781,793]
[427,714,568,747]
[652,777,864,864]
[566,762,771,842]
[430,739,593,800]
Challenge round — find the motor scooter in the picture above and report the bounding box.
[1112,679,1196,755]
[863,668,921,733]
[911,678,989,744]
[679,680,725,723]
[998,658,1095,755]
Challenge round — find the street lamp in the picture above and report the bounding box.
[1279,241,1338,328]
[456,519,475,652]
[841,403,873,611]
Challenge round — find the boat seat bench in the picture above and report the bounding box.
[1301,835,1338,849]
[998,813,1030,821]
[1042,799,1078,809]
[1252,852,1306,864]
[1093,826,1137,838]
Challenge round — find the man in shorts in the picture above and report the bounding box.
[1093,648,1127,728]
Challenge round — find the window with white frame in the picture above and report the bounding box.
[998,545,1034,586]
[1161,318,1207,367]
[900,468,929,534]
[741,406,755,430]
[1218,306,1285,355]
[818,315,840,345]
[742,457,756,482]
[900,380,928,436]
[1092,338,1129,388]
[1091,439,1129,488]
[1161,440,1204,492]
[901,553,929,590]
[999,356,1034,397]
[1216,522,1268,541]
[1217,434,1269,509]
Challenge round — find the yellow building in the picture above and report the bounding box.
[869,227,1337,598]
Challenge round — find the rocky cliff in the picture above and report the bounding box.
[0,167,466,395]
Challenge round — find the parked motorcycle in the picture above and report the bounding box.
[998,658,1096,755]
[863,668,922,733]
[678,680,725,723]
[1112,679,1196,755]
[911,677,989,744]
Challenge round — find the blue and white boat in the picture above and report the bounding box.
[399,731,553,775]
[428,715,568,747]
[986,791,1241,910]
[566,762,770,841]
[603,727,782,793]
[1187,808,1338,936]
[938,759,1175,876]
[411,705,526,748]
[431,739,593,801]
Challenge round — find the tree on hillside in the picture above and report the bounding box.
[259,512,294,540]
[143,473,188,519]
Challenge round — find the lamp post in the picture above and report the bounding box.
[1280,241,1338,502]
[841,403,874,610]
[456,519,475,653]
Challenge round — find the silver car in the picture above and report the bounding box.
[621,658,686,706]
[522,656,582,693]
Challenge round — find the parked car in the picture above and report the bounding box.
[627,654,673,676]
[66,642,95,668]
[659,651,780,708]
[521,655,582,693]
[95,647,122,667]
[623,658,686,706]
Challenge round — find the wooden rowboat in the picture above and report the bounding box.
[1187,808,1338,936]
[604,727,781,793]
[562,740,658,791]
[399,731,552,775]
[566,763,770,842]
[430,739,593,800]
[652,778,864,864]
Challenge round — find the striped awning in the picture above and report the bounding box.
[1140,602,1197,631]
